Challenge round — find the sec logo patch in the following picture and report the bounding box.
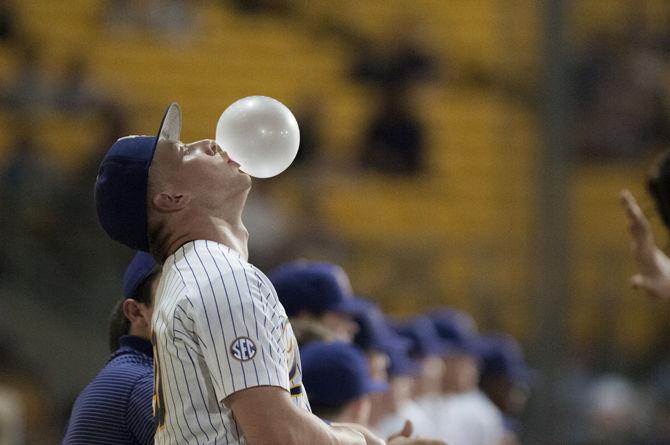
[230,337,257,361]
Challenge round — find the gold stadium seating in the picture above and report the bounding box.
[7,0,670,356]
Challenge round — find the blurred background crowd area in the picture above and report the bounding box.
[2,0,670,443]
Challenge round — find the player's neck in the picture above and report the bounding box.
[162,190,250,260]
[204,216,250,260]
[164,214,249,261]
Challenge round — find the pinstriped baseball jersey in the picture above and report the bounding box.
[152,240,310,445]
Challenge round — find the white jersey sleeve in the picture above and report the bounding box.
[184,241,291,402]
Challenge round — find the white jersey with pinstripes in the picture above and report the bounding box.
[151,240,310,445]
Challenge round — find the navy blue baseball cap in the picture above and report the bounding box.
[479,334,530,384]
[428,309,482,357]
[95,102,182,251]
[386,341,420,377]
[268,261,362,317]
[352,298,410,354]
[122,251,159,299]
[393,315,448,358]
[301,341,388,406]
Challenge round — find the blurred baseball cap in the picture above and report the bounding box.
[428,309,482,357]
[268,261,362,317]
[301,341,388,406]
[393,315,448,358]
[122,251,159,299]
[479,334,530,384]
[95,102,181,251]
[386,341,420,377]
[352,298,410,354]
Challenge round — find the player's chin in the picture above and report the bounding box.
[238,170,252,185]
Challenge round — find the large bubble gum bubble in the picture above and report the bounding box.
[216,96,300,178]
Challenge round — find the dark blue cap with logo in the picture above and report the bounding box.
[268,261,362,317]
[428,309,482,357]
[94,103,182,251]
[123,251,159,299]
[352,297,410,354]
[301,341,388,406]
[479,334,530,384]
[393,315,448,358]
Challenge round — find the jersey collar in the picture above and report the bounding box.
[118,335,153,358]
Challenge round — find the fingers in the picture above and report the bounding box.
[399,420,413,438]
[620,189,644,223]
[631,274,669,300]
[631,274,647,290]
[388,420,413,440]
[620,189,652,239]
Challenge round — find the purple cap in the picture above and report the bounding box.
[268,261,362,317]
[393,315,449,358]
[301,341,388,405]
[386,341,420,377]
[479,334,530,383]
[352,298,410,354]
[428,309,482,357]
[94,103,181,251]
[122,251,159,299]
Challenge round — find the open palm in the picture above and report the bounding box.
[621,189,670,300]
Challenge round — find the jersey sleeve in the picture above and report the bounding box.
[190,254,290,403]
[126,370,156,445]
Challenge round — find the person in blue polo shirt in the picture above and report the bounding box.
[63,251,160,445]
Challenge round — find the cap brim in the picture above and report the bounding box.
[442,337,484,357]
[158,102,182,143]
[331,297,368,316]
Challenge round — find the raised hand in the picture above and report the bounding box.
[620,189,670,300]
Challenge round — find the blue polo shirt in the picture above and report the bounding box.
[63,335,155,444]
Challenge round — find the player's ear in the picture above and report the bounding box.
[123,299,149,327]
[151,191,190,213]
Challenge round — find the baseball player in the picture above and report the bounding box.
[301,340,389,425]
[93,102,395,444]
[63,251,160,444]
[428,309,505,445]
[478,334,530,443]
[376,316,446,439]
[269,261,362,343]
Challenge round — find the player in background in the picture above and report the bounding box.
[351,298,414,426]
[302,341,389,426]
[376,316,446,439]
[94,102,397,444]
[63,251,160,445]
[373,336,435,438]
[478,335,531,445]
[428,309,506,445]
[269,260,362,342]
[302,340,446,445]
[394,315,448,410]
[620,150,670,300]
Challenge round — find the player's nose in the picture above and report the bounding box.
[189,139,218,156]
[209,140,224,156]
